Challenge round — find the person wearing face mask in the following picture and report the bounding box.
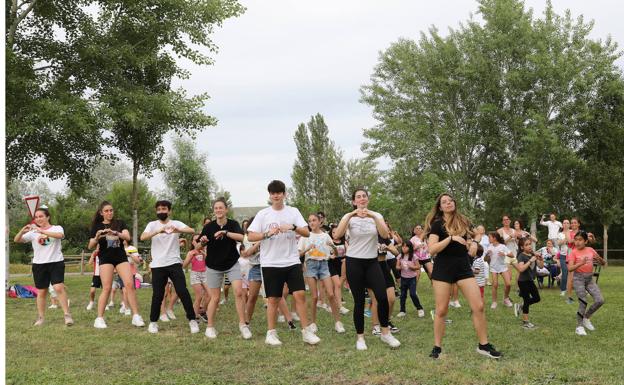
[141,200,199,334]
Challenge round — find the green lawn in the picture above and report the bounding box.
[6,267,624,385]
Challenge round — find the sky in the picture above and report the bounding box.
[43,0,624,207]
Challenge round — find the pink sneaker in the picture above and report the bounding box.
[503,298,513,307]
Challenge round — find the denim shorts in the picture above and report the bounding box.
[248,264,262,282]
[303,259,331,280]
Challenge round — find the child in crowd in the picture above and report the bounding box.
[396,242,424,318]
[510,238,541,329]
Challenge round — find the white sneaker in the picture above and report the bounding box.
[491,302,498,309]
[148,322,159,334]
[124,308,131,316]
[316,302,324,309]
[48,304,58,309]
[356,338,367,351]
[454,301,461,308]
[334,321,346,333]
[380,333,401,348]
[372,325,381,336]
[189,320,200,334]
[160,314,170,322]
[277,315,286,323]
[219,298,227,305]
[166,309,176,320]
[308,322,318,334]
[205,326,217,339]
[132,314,145,327]
[339,306,350,315]
[582,318,595,331]
[94,317,107,329]
[86,301,94,311]
[397,312,406,318]
[503,298,513,308]
[417,309,425,318]
[575,326,587,336]
[119,305,126,314]
[323,304,332,313]
[513,303,521,318]
[302,327,321,345]
[560,291,566,297]
[291,312,300,321]
[265,329,282,346]
[239,324,252,339]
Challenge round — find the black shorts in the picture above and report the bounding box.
[386,258,401,281]
[91,275,102,288]
[431,256,474,284]
[419,259,432,266]
[32,261,65,290]
[262,264,306,298]
[99,254,128,267]
[328,257,344,277]
[378,260,395,289]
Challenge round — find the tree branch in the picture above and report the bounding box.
[7,0,37,48]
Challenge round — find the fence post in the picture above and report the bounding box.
[80,251,84,275]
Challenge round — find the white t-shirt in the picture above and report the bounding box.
[242,234,260,266]
[385,239,396,260]
[557,232,569,255]
[143,220,187,268]
[487,243,510,273]
[22,225,65,264]
[540,220,562,240]
[298,231,334,261]
[247,205,308,268]
[345,212,384,259]
[479,234,490,250]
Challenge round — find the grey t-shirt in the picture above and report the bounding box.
[346,212,383,259]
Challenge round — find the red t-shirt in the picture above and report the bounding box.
[567,247,596,273]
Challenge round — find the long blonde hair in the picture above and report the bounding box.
[424,193,473,238]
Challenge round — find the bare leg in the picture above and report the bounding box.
[457,278,488,344]
[433,280,452,347]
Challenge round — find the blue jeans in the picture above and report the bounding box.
[399,276,423,312]
[559,256,568,292]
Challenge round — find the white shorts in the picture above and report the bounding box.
[490,264,508,274]
[190,270,207,286]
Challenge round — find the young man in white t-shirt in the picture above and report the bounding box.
[540,213,562,244]
[247,180,321,346]
[140,200,199,334]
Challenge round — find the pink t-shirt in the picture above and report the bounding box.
[410,236,429,261]
[189,250,207,272]
[397,255,418,279]
[567,247,596,274]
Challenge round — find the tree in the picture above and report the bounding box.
[104,180,157,245]
[290,114,349,219]
[6,0,106,188]
[360,0,622,232]
[163,137,216,225]
[84,0,244,245]
[576,75,624,260]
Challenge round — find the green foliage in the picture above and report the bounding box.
[104,180,157,242]
[360,0,624,232]
[163,137,216,224]
[290,114,350,219]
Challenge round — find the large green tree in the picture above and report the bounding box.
[360,0,622,234]
[290,114,349,219]
[163,137,216,225]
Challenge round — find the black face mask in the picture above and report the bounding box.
[157,213,168,221]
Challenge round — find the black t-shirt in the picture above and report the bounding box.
[517,252,536,282]
[429,219,468,259]
[90,221,129,261]
[200,219,243,271]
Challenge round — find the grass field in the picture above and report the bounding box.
[6,267,624,385]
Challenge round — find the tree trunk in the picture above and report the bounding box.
[132,162,139,247]
[603,224,609,261]
[530,214,537,250]
[5,205,10,290]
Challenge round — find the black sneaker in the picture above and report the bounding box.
[288,320,297,330]
[388,321,400,334]
[199,313,208,323]
[476,343,502,359]
[429,346,442,359]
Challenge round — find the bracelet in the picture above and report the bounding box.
[224,230,229,237]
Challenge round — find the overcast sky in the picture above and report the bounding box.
[40,0,624,207]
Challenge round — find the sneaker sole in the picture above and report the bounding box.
[476,348,501,359]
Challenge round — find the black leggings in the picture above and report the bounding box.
[518,280,540,315]
[150,264,196,322]
[346,257,389,334]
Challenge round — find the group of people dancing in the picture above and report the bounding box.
[15,180,607,358]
